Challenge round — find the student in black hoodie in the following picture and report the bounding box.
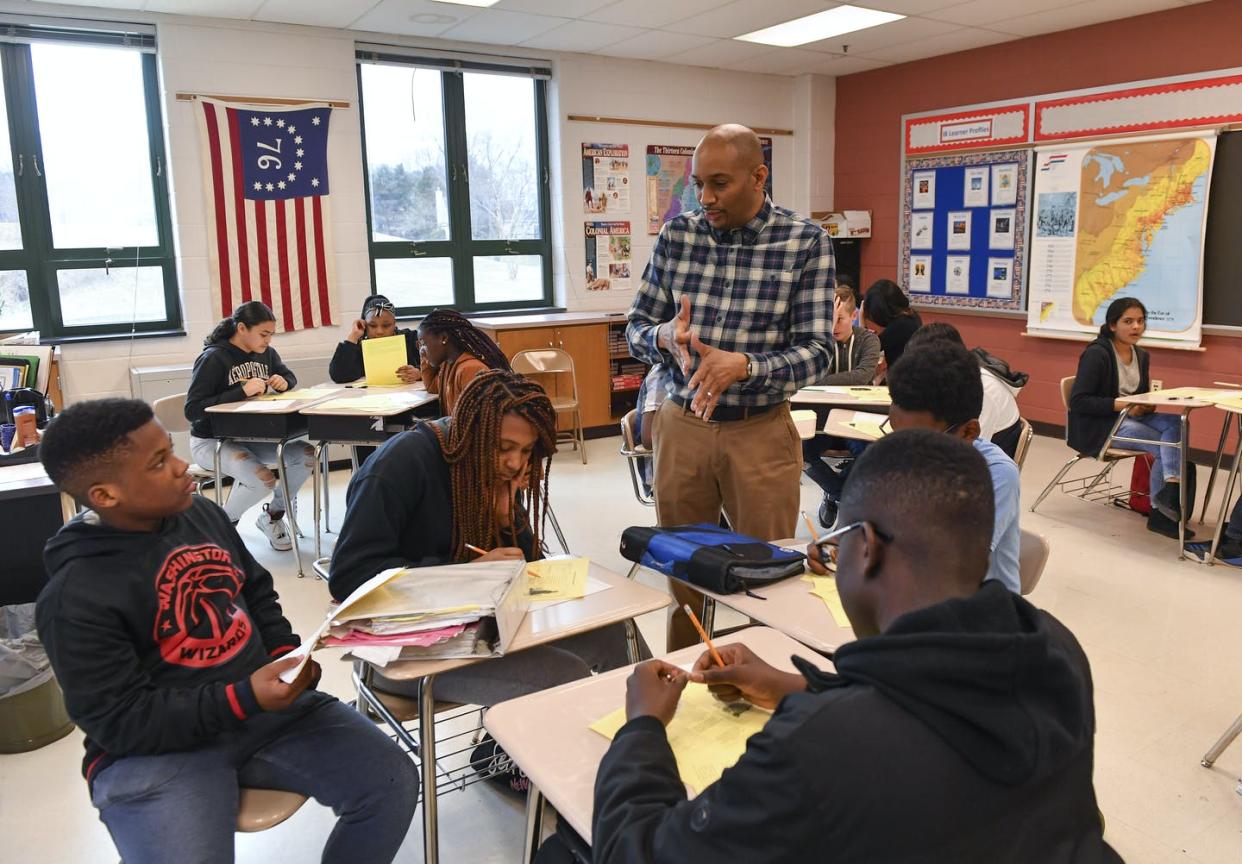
[185,301,316,551]
[327,294,419,384]
[330,371,644,789]
[35,399,417,864]
[862,277,922,383]
[1069,296,1188,539]
[588,430,1119,863]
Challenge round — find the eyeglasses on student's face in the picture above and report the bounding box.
[814,520,893,561]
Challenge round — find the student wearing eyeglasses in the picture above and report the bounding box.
[328,294,420,384]
[583,431,1117,863]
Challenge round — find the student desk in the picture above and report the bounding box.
[300,383,440,558]
[792,385,890,431]
[204,389,344,576]
[1204,399,1242,564]
[351,562,670,864]
[823,408,888,442]
[484,626,823,862]
[0,462,76,606]
[1114,391,1215,559]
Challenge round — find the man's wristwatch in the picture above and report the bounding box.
[743,356,754,380]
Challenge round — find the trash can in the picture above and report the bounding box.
[0,603,73,752]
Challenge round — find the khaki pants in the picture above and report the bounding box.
[651,399,803,649]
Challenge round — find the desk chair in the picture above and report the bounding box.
[1030,376,1146,512]
[151,393,219,496]
[1012,418,1035,471]
[619,409,654,507]
[237,787,308,832]
[510,349,587,465]
[1018,528,1050,595]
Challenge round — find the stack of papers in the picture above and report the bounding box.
[844,418,887,440]
[803,574,850,627]
[255,387,338,401]
[280,559,526,681]
[590,684,771,794]
[526,557,589,601]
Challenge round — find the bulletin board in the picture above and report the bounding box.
[899,148,1031,312]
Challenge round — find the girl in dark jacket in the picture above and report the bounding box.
[1068,297,1185,537]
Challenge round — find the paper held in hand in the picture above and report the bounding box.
[589,683,771,794]
[362,334,407,386]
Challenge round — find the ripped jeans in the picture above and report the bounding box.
[190,436,315,524]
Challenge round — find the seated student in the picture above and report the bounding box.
[907,322,1025,458]
[1218,499,1242,562]
[585,431,1119,863]
[878,341,1021,592]
[36,399,418,864]
[328,294,419,384]
[802,284,882,526]
[1069,297,1187,539]
[418,308,511,415]
[861,278,922,383]
[329,371,645,786]
[185,301,315,551]
[633,363,673,498]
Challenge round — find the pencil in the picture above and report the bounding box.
[464,543,489,557]
[801,509,820,543]
[683,603,725,668]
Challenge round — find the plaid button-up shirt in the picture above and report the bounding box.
[626,198,835,407]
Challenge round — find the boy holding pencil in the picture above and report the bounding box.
[586,430,1118,863]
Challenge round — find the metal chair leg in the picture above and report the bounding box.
[1200,412,1233,523]
[1030,455,1083,512]
[1081,462,1115,498]
[1202,712,1242,768]
[546,503,570,555]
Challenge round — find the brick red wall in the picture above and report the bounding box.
[834,0,1242,448]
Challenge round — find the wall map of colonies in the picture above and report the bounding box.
[900,148,1031,312]
[1026,133,1215,346]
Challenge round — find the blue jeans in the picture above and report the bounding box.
[802,436,868,499]
[90,693,418,864]
[1115,413,1182,500]
[1228,498,1242,541]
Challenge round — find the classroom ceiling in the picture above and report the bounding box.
[23,0,1211,75]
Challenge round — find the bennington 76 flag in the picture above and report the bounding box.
[196,98,336,332]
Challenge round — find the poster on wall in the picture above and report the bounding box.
[899,148,1031,311]
[646,145,697,234]
[1026,132,1215,347]
[584,221,632,291]
[582,143,629,214]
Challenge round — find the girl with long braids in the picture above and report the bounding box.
[329,370,646,791]
[418,308,512,415]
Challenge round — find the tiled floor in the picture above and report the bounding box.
[3,432,1241,862]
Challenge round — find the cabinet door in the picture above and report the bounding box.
[556,323,611,428]
[488,326,558,360]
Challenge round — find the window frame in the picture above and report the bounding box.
[0,41,180,341]
[357,55,554,316]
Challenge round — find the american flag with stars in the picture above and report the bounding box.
[196,98,335,331]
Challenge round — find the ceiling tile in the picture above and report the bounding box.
[819,54,892,74]
[144,0,265,14]
[800,14,959,54]
[497,0,613,16]
[926,0,1080,27]
[732,48,818,74]
[22,0,151,8]
[851,0,974,13]
[859,24,1016,62]
[518,18,646,50]
[665,0,846,39]
[254,0,381,28]
[349,0,479,37]
[665,36,778,70]
[583,0,731,29]
[989,0,1184,37]
[598,28,719,60]
[439,8,570,44]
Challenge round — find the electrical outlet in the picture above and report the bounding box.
[1152,379,1163,391]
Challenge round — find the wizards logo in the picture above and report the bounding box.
[153,544,252,669]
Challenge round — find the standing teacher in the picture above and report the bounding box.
[627,124,835,650]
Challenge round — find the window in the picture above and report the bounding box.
[358,54,552,314]
[0,35,178,339]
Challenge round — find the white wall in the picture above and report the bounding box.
[0,2,824,402]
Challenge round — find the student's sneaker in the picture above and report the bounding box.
[1153,484,1183,522]
[470,734,529,796]
[256,504,293,551]
[1147,510,1194,541]
[1217,537,1242,564]
[817,495,838,531]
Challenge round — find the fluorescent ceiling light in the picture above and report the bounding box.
[735,4,905,47]
[431,0,501,7]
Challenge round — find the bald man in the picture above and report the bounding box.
[627,124,836,649]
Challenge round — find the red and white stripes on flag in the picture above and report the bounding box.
[196,98,336,332]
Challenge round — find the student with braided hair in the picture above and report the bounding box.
[330,372,645,792]
[418,308,512,415]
